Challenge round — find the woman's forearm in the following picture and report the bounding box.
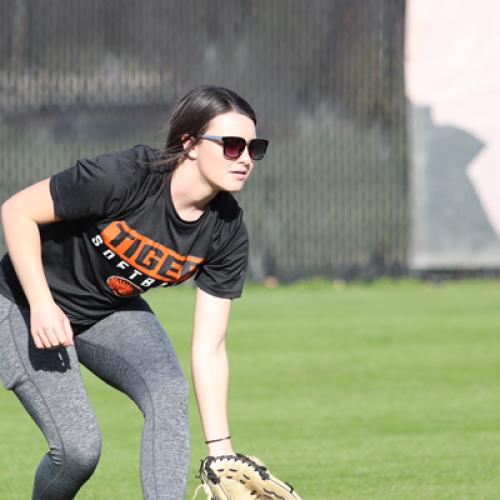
[1,181,74,349]
[191,344,234,455]
[1,202,54,307]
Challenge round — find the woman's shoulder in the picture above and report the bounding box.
[206,191,248,249]
[203,192,248,264]
[128,144,162,164]
[209,191,245,225]
[74,145,165,194]
[49,145,162,222]
[91,144,161,172]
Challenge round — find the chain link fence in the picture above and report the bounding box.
[0,0,408,282]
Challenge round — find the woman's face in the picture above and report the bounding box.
[192,111,257,193]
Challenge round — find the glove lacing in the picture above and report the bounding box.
[191,453,272,499]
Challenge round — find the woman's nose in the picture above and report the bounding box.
[238,146,253,166]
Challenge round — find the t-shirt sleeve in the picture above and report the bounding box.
[49,149,143,221]
[195,218,249,299]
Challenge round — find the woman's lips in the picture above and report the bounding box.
[230,171,247,179]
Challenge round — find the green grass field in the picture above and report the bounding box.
[1,279,500,499]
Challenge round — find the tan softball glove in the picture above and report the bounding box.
[191,452,302,499]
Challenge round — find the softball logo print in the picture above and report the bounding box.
[91,220,205,293]
[106,275,143,297]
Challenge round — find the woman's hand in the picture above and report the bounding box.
[30,298,74,349]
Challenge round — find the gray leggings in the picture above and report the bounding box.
[0,292,190,500]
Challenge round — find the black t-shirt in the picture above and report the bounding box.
[0,145,249,334]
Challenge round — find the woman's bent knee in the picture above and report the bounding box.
[172,373,189,399]
[53,430,102,474]
[160,372,189,404]
[140,372,189,417]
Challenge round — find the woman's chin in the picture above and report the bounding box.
[225,183,246,193]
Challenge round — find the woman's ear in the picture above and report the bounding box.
[180,134,198,160]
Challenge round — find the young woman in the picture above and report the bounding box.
[0,85,269,499]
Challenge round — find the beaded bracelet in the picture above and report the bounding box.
[205,435,231,444]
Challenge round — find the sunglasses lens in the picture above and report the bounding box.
[223,137,246,159]
[248,139,269,160]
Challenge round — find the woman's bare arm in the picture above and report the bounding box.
[1,178,74,348]
[191,286,235,456]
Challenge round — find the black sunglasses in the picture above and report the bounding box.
[198,135,269,161]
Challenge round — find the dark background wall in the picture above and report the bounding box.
[0,0,408,281]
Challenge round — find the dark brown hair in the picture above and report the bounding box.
[154,85,257,174]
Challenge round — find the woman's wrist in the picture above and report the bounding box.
[205,434,231,445]
[207,438,234,457]
[29,294,56,309]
